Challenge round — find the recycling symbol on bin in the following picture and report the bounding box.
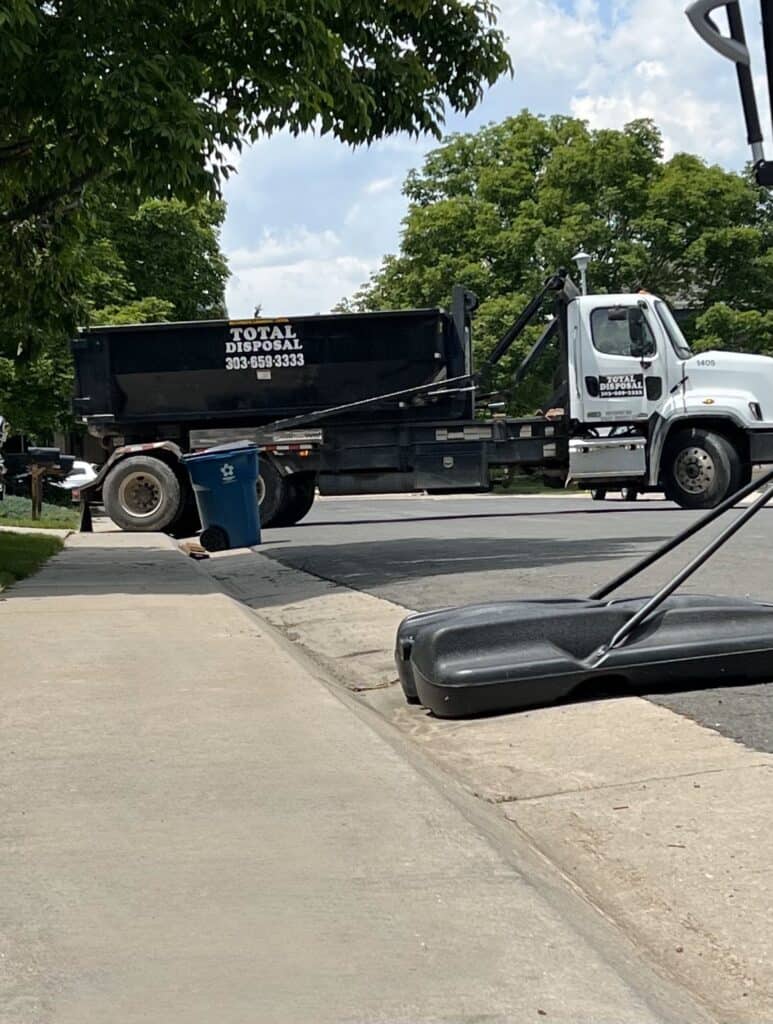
[220,462,236,483]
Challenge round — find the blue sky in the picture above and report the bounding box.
[221,0,770,317]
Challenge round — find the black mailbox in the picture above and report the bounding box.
[27,447,63,466]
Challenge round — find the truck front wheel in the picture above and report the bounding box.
[663,428,743,509]
[103,456,183,532]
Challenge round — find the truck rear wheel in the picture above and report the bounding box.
[257,458,287,528]
[103,456,182,532]
[663,428,743,509]
[270,474,316,528]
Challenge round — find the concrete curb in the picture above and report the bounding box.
[0,525,73,537]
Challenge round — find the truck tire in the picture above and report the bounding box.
[270,474,316,527]
[590,488,607,501]
[103,456,182,532]
[621,486,638,502]
[168,497,201,539]
[257,458,287,529]
[662,428,743,509]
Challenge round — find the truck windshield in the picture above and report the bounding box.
[655,300,692,359]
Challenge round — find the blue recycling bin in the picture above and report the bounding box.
[182,441,260,551]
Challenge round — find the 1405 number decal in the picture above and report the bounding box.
[225,353,305,371]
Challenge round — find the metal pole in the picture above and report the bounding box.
[727,0,765,160]
[261,371,474,435]
[591,480,773,665]
[590,465,773,600]
[761,0,773,145]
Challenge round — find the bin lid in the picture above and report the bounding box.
[181,440,258,464]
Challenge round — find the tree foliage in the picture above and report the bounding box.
[0,0,509,348]
[347,113,773,412]
[693,304,773,354]
[0,0,509,434]
[82,191,229,323]
[2,0,509,223]
[0,191,228,435]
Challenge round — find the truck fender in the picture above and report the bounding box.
[648,412,748,486]
[81,441,185,499]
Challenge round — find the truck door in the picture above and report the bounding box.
[574,301,666,425]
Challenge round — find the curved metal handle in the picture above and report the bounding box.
[685,0,751,64]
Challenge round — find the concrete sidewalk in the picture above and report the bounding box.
[207,546,773,1023]
[0,532,707,1023]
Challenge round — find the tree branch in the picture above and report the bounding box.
[1,172,98,226]
[0,138,34,162]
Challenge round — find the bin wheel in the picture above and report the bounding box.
[200,525,230,552]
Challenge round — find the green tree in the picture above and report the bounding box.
[0,190,229,435]
[1,1,509,361]
[693,304,773,354]
[112,199,228,321]
[348,113,773,412]
[2,1,509,224]
[81,190,229,322]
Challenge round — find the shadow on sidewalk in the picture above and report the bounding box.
[1,542,222,599]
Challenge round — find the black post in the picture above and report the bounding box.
[761,0,773,143]
[727,1,765,153]
[79,500,93,533]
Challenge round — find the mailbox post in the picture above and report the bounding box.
[25,448,75,520]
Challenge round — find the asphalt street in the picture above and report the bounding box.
[263,492,773,753]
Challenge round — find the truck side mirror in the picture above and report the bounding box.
[628,308,654,359]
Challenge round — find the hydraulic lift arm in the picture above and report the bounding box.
[260,272,575,435]
[477,269,576,380]
[686,0,773,185]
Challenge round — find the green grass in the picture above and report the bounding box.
[0,532,63,589]
[0,494,79,530]
[492,471,593,496]
[492,472,561,495]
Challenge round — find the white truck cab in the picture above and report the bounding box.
[564,291,773,507]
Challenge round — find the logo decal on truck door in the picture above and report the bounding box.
[224,322,305,372]
[596,373,645,398]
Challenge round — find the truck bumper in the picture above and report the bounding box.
[749,429,773,463]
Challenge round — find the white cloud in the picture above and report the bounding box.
[226,227,376,316]
[220,0,772,316]
[635,60,667,81]
[364,176,398,195]
[494,0,768,165]
[228,228,342,271]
